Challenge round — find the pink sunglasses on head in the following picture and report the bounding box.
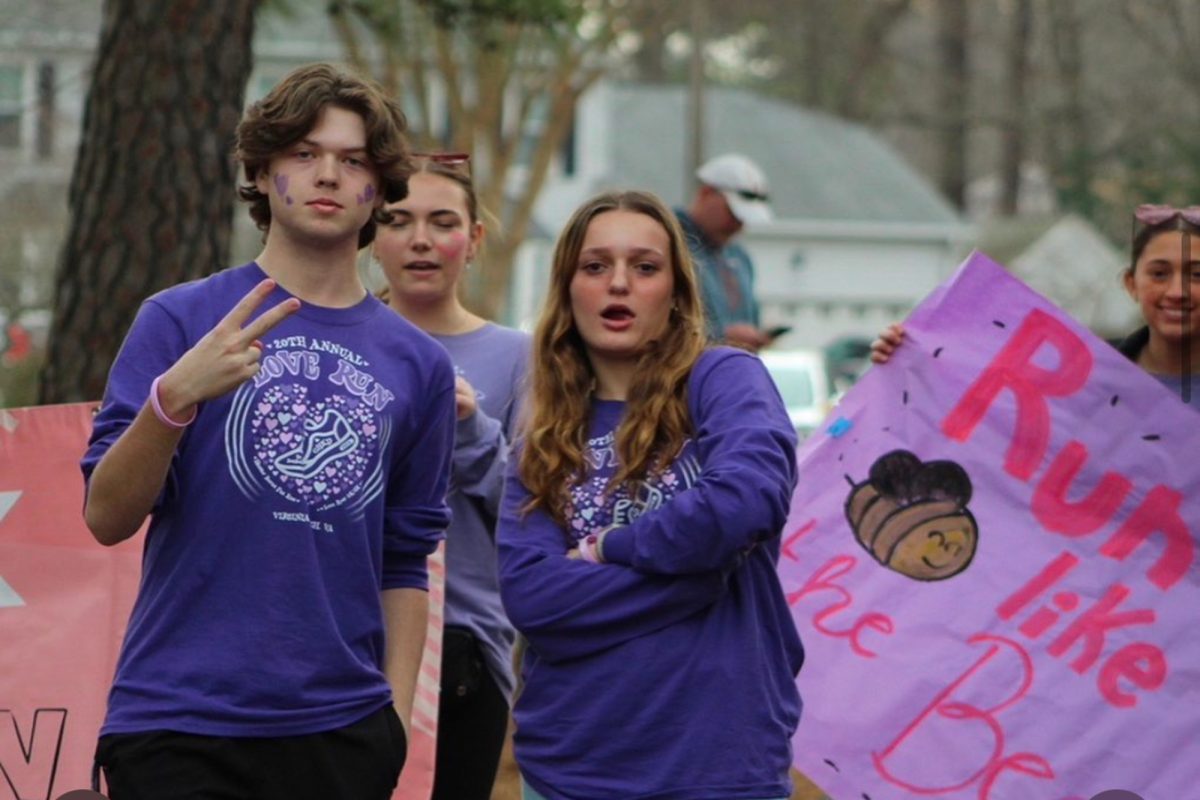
[1134,204,1200,227]
[412,151,471,175]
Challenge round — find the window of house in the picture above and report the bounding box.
[559,117,576,177]
[0,65,24,149]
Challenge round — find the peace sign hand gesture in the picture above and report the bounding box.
[154,279,300,423]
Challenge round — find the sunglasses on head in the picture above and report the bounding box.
[1134,204,1200,227]
[413,151,470,168]
[722,186,769,204]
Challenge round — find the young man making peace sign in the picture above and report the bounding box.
[82,63,456,800]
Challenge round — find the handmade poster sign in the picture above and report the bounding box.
[781,252,1197,799]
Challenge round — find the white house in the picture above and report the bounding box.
[976,214,1138,339]
[4,4,973,352]
[511,83,973,346]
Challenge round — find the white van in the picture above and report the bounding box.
[759,349,833,439]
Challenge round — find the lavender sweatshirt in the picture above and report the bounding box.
[432,322,530,702]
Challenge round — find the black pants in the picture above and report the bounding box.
[431,627,510,800]
[94,705,406,800]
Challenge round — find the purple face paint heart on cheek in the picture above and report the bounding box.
[359,184,376,205]
[273,173,295,205]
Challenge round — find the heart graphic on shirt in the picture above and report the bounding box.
[248,384,382,511]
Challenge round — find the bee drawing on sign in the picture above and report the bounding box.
[844,450,978,581]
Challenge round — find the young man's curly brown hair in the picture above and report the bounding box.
[234,63,411,249]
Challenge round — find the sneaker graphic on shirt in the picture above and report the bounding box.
[274,407,360,480]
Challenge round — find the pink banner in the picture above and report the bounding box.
[782,252,1198,799]
[0,402,440,800]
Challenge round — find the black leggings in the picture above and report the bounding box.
[431,628,511,800]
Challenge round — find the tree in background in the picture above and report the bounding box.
[774,0,914,121]
[1112,0,1200,212]
[1045,0,1094,220]
[998,0,1032,216]
[39,0,259,403]
[934,0,969,211]
[324,0,666,320]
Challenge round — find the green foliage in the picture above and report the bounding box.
[0,352,42,409]
[321,0,638,319]
[329,0,576,31]
[415,0,575,29]
[1083,128,1200,246]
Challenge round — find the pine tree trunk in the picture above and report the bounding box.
[39,0,259,403]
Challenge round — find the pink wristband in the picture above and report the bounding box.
[579,528,610,564]
[579,533,601,564]
[149,374,197,429]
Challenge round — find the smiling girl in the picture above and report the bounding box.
[1112,204,1200,407]
[871,204,1200,410]
[497,190,804,800]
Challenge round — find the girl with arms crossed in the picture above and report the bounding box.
[498,190,804,800]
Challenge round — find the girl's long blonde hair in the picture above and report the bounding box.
[519,190,708,526]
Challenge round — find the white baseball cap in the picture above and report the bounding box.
[696,153,773,226]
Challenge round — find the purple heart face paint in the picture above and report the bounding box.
[273,173,295,206]
[356,183,377,206]
[253,107,380,247]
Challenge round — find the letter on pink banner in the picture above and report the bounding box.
[0,404,441,799]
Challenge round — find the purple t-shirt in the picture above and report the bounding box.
[82,263,456,737]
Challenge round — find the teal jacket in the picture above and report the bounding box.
[675,208,761,341]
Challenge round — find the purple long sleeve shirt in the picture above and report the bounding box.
[82,263,456,738]
[498,347,804,800]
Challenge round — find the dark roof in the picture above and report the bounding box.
[602,84,962,225]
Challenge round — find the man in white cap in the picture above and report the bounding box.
[675,153,776,351]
